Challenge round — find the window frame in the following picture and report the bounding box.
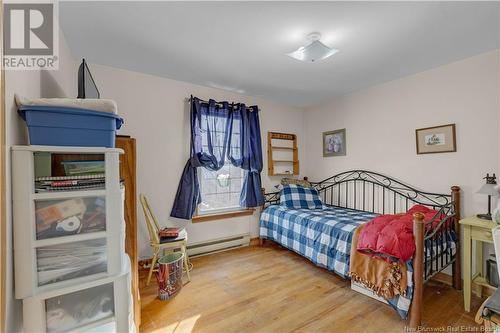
[196,163,245,216]
[194,163,253,222]
[192,109,255,223]
[192,207,255,223]
[192,110,254,222]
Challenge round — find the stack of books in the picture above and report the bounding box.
[159,227,181,241]
[35,174,106,192]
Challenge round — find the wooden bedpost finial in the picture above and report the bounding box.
[451,186,461,221]
[413,212,425,223]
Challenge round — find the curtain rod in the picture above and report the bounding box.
[184,97,260,112]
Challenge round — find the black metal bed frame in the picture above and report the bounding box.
[262,170,461,327]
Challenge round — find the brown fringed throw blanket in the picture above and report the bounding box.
[349,224,408,299]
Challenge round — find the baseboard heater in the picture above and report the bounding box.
[187,234,250,257]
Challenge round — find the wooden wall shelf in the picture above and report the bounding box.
[267,132,299,176]
[271,146,296,150]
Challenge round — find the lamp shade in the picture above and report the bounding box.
[286,33,338,63]
[286,41,338,63]
[477,183,498,196]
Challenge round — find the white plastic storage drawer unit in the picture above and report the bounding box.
[12,146,125,299]
[22,268,131,333]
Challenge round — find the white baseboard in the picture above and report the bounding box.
[187,234,250,257]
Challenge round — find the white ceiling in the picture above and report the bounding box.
[60,1,500,108]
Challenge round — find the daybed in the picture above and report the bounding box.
[259,170,461,329]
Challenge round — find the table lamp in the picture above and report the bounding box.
[477,173,498,220]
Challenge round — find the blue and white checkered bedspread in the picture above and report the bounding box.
[260,205,376,278]
[259,205,414,319]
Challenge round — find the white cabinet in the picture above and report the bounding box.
[34,195,107,240]
[12,146,131,333]
[23,264,131,333]
[36,238,108,286]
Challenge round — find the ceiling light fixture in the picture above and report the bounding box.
[286,32,338,63]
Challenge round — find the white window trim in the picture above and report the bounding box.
[197,165,244,216]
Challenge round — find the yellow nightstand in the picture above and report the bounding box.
[460,216,498,312]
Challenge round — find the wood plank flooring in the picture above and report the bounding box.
[139,243,484,333]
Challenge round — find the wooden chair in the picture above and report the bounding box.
[139,194,191,286]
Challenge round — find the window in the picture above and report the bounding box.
[196,111,244,216]
[198,164,244,215]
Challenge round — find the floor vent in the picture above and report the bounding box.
[187,234,250,257]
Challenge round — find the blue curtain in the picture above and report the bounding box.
[170,97,264,220]
[229,104,264,208]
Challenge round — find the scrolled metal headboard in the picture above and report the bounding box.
[263,191,281,206]
[313,170,452,210]
[263,170,460,233]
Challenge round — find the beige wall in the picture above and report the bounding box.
[303,49,500,275]
[303,50,500,218]
[4,32,77,333]
[89,64,306,258]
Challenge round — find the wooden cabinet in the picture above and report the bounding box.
[116,135,140,329]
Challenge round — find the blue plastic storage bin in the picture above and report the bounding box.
[18,105,124,148]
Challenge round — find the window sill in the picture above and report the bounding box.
[192,208,255,223]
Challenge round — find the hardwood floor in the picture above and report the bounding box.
[139,243,484,333]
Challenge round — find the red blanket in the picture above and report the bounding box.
[357,205,443,262]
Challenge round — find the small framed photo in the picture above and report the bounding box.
[323,129,346,157]
[415,123,456,154]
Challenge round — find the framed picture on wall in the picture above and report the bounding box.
[323,129,346,157]
[415,123,456,154]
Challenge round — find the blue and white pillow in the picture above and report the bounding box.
[280,184,323,209]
